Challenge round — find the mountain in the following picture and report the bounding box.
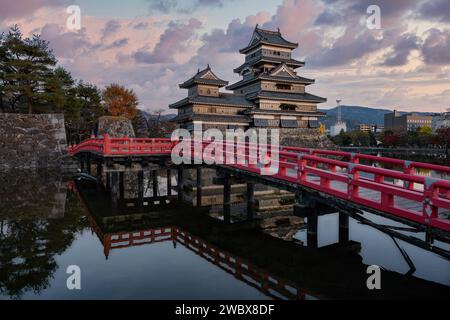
[140,110,176,121]
[319,106,435,130]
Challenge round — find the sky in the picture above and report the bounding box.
[1,0,450,113]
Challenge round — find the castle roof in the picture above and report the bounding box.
[245,91,327,103]
[234,57,305,73]
[169,92,255,109]
[179,65,229,89]
[239,26,298,54]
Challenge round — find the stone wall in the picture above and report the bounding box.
[0,113,76,171]
[97,116,135,138]
[280,128,337,149]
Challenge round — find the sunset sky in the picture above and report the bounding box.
[1,0,449,113]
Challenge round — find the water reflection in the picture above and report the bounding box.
[0,169,449,300]
[0,171,86,299]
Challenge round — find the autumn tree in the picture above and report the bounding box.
[102,84,138,119]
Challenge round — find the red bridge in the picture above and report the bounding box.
[68,135,450,233]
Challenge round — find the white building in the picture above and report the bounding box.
[330,121,347,136]
[432,109,450,132]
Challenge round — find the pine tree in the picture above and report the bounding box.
[0,25,57,113]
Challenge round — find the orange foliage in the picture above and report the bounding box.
[103,84,138,119]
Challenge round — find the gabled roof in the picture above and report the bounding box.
[179,65,229,89]
[240,26,298,54]
[270,63,297,78]
[234,57,305,73]
[226,72,315,90]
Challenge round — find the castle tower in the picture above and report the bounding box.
[169,65,253,131]
[227,25,326,129]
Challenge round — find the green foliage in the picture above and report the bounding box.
[0,25,105,143]
[331,130,376,147]
[0,25,60,114]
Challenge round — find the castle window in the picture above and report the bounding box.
[207,89,211,95]
[276,84,292,90]
[280,104,296,111]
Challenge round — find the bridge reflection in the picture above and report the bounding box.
[71,175,450,299]
[71,179,312,300]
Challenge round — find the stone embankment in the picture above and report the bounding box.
[0,113,77,171]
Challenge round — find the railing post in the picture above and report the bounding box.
[350,153,359,164]
[104,134,111,155]
[297,155,306,182]
[403,161,415,190]
[347,163,359,199]
[423,178,439,222]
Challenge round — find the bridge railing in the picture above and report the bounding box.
[68,134,174,156]
[280,146,450,177]
[195,140,450,232]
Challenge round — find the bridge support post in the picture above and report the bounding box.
[307,215,318,249]
[110,171,119,215]
[196,167,202,207]
[106,171,111,191]
[177,167,184,203]
[246,182,255,220]
[96,162,103,177]
[152,170,158,198]
[80,156,85,172]
[339,212,349,244]
[223,173,231,223]
[86,155,91,175]
[167,169,172,196]
[119,171,124,200]
[138,170,144,209]
[293,190,316,217]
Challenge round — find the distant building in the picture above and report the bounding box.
[384,110,432,132]
[329,99,346,137]
[169,26,326,132]
[432,109,450,132]
[358,124,384,133]
[330,122,347,136]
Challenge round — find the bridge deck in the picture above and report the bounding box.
[68,136,450,233]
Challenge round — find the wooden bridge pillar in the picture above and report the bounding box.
[152,170,158,198]
[106,171,111,191]
[86,155,91,175]
[307,215,318,249]
[80,156,85,172]
[196,167,202,207]
[138,170,144,209]
[223,173,231,223]
[339,212,349,244]
[246,182,255,220]
[96,162,103,177]
[177,167,184,203]
[110,171,119,215]
[167,169,172,196]
[119,171,124,200]
[293,190,316,217]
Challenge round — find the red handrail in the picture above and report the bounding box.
[68,137,450,232]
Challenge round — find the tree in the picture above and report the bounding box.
[0,25,57,114]
[102,84,138,119]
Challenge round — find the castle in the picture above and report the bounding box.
[170,25,328,146]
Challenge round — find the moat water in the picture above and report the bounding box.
[0,169,449,300]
